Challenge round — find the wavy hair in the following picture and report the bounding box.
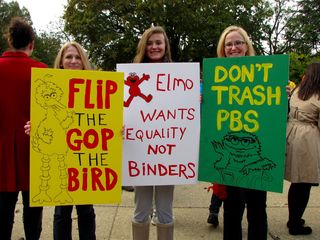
[4,17,34,50]
[133,26,172,63]
[54,41,92,70]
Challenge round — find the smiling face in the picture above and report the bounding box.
[61,45,84,70]
[224,31,248,58]
[146,33,166,62]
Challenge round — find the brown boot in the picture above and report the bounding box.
[156,222,174,240]
[132,219,150,240]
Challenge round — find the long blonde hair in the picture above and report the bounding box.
[133,26,172,63]
[54,41,92,70]
[217,25,255,58]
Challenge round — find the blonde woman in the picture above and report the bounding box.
[25,42,96,240]
[216,26,267,240]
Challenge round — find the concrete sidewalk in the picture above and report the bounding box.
[12,181,320,240]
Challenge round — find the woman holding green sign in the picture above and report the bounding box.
[216,25,268,240]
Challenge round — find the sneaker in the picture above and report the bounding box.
[207,213,219,228]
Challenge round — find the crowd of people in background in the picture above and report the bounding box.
[1,16,320,240]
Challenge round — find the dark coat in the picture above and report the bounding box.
[0,51,47,191]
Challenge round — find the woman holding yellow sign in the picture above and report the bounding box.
[25,42,96,240]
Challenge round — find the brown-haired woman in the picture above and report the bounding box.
[0,17,47,240]
[285,62,320,235]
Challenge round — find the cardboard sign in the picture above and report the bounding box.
[117,63,200,186]
[198,55,289,193]
[30,68,124,206]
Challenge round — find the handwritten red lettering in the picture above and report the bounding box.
[68,78,118,109]
[68,167,118,191]
[156,73,194,91]
[140,108,195,122]
[66,128,114,151]
[128,160,195,179]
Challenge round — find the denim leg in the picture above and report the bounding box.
[0,192,18,240]
[54,206,73,240]
[223,186,245,240]
[154,185,174,224]
[246,189,268,240]
[134,186,153,223]
[76,205,96,240]
[22,191,43,240]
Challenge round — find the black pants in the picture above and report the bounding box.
[287,182,312,227]
[223,186,267,240]
[0,191,43,240]
[209,193,223,215]
[54,205,96,240]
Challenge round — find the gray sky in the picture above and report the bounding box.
[14,0,67,31]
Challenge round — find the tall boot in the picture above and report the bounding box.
[157,222,174,240]
[132,219,150,240]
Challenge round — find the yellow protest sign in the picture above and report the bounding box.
[30,68,124,206]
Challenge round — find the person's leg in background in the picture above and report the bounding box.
[207,193,222,227]
[0,192,19,240]
[246,189,268,240]
[22,191,43,240]
[76,204,96,240]
[287,182,312,235]
[54,205,73,240]
[223,186,245,240]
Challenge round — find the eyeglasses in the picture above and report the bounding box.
[224,40,246,49]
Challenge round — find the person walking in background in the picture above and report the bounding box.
[0,17,47,240]
[130,26,175,240]
[24,41,96,240]
[285,62,320,236]
[216,25,268,240]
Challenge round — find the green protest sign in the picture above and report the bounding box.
[198,55,289,193]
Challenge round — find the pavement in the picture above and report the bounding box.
[11,181,320,240]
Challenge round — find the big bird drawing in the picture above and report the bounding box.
[32,75,74,204]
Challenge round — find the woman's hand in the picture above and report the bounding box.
[24,121,31,135]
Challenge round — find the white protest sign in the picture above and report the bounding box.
[117,63,200,185]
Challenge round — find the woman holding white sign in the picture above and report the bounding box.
[130,26,175,240]
[216,26,268,240]
[25,41,96,240]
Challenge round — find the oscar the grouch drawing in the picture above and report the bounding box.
[32,75,74,204]
[211,131,276,187]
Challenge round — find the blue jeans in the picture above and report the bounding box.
[0,191,43,240]
[54,205,96,240]
[223,186,267,240]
